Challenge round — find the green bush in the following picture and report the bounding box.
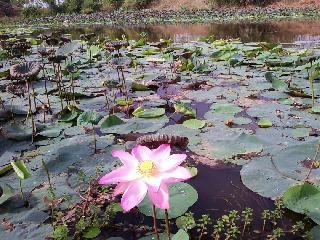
[82,0,103,13]
[122,0,152,9]
[62,0,84,13]
[22,6,42,18]
[103,0,124,9]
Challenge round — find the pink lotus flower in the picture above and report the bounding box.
[99,144,192,212]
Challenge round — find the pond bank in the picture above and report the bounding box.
[1,7,320,29]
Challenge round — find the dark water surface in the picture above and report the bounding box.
[41,20,320,45]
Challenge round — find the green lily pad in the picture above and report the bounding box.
[283,183,320,224]
[0,182,14,205]
[172,229,189,240]
[174,102,196,118]
[132,106,165,118]
[258,118,273,128]
[139,182,198,219]
[100,115,124,128]
[182,119,206,129]
[116,98,134,106]
[77,111,103,126]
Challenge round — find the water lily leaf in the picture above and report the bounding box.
[87,45,100,58]
[77,111,103,126]
[233,117,252,125]
[0,182,14,205]
[11,160,31,180]
[283,183,320,224]
[3,123,33,141]
[132,82,149,91]
[182,119,206,129]
[241,142,319,198]
[83,226,101,239]
[257,118,273,128]
[241,156,297,198]
[172,229,189,240]
[38,123,71,138]
[116,98,134,106]
[139,182,198,219]
[100,115,124,128]
[101,116,169,134]
[58,111,79,122]
[174,102,196,118]
[311,105,320,114]
[211,102,242,115]
[132,106,165,118]
[265,72,288,91]
[56,41,80,56]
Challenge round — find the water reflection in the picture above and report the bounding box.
[40,20,320,44]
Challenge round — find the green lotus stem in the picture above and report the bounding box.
[10,98,15,123]
[164,209,171,240]
[92,124,97,154]
[151,204,160,240]
[41,159,55,198]
[70,75,76,105]
[43,66,51,110]
[31,81,37,110]
[19,179,24,200]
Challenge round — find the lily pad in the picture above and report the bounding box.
[139,182,198,219]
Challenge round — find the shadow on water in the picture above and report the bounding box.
[38,20,320,45]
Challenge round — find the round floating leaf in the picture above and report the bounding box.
[83,226,101,239]
[233,117,252,125]
[174,102,196,118]
[77,111,103,126]
[311,105,320,114]
[100,115,124,128]
[211,102,242,114]
[0,182,14,205]
[258,118,272,128]
[56,41,80,55]
[172,229,189,240]
[58,111,79,123]
[116,98,134,106]
[182,119,206,129]
[283,183,320,224]
[139,182,198,219]
[133,106,165,118]
[241,156,298,198]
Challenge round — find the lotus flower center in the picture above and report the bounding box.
[138,160,156,177]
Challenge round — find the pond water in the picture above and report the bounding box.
[42,20,320,46]
[2,19,320,239]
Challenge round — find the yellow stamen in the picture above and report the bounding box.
[138,160,156,177]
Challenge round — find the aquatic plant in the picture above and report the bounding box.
[10,62,41,142]
[99,144,192,238]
